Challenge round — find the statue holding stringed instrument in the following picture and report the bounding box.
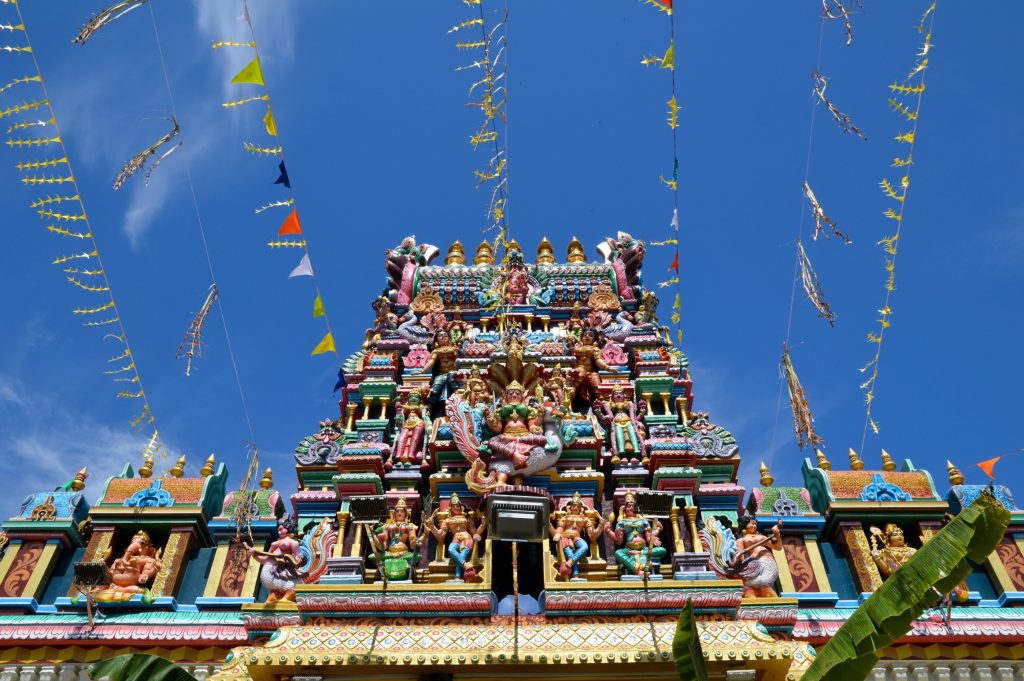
[245,521,305,603]
[702,515,783,598]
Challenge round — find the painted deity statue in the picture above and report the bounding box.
[463,365,491,407]
[572,327,610,404]
[428,493,483,581]
[597,387,645,463]
[97,530,165,602]
[870,523,917,579]
[482,380,548,470]
[373,498,422,581]
[609,491,667,577]
[549,492,605,581]
[391,390,430,468]
[421,328,461,411]
[565,302,585,344]
[731,516,783,598]
[245,522,305,603]
[544,365,574,413]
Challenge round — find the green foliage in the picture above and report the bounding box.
[802,492,1010,681]
[89,653,197,681]
[672,599,708,681]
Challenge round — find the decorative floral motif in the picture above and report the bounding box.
[682,413,738,459]
[858,473,912,502]
[124,479,175,508]
[0,542,44,598]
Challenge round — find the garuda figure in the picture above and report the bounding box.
[609,491,666,578]
[446,350,576,493]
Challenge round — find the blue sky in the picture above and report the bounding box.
[0,1,1020,518]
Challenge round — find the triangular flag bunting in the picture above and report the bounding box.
[274,160,290,188]
[660,41,674,69]
[668,252,679,273]
[977,456,1001,479]
[313,294,325,318]
[278,208,302,235]
[230,57,265,86]
[311,331,335,356]
[264,104,277,137]
[289,253,313,278]
[671,207,679,231]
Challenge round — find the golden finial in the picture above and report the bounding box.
[445,241,466,266]
[947,460,964,485]
[71,467,88,492]
[759,462,774,487]
[567,236,586,263]
[848,448,864,471]
[139,453,154,478]
[200,453,216,477]
[473,240,495,265]
[880,448,896,472]
[536,236,555,264]
[168,455,186,478]
[260,467,274,489]
[505,239,522,257]
[815,448,831,471]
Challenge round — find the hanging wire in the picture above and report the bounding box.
[146,1,258,445]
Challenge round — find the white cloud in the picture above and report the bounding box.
[0,374,171,519]
[122,166,176,249]
[192,0,296,96]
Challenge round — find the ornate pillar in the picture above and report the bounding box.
[803,534,834,593]
[202,539,262,599]
[151,526,196,598]
[0,540,61,600]
[837,521,882,593]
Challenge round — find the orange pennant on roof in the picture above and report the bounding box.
[977,456,1001,479]
[278,208,301,235]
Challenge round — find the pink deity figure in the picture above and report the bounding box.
[482,381,547,470]
[391,391,429,469]
[99,530,164,601]
[730,516,782,599]
[596,387,645,464]
[504,267,530,305]
[245,522,305,603]
[571,327,610,405]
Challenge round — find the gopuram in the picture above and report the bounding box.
[0,235,1022,681]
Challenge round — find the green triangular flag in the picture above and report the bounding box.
[660,40,674,69]
[313,295,325,318]
[231,57,265,86]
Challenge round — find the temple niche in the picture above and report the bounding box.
[0,235,1022,681]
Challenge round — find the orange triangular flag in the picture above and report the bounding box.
[977,456,1001,479]
[278,208,301,235]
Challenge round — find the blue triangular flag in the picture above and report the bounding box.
[274,161,290,189]
[333,368,347,393]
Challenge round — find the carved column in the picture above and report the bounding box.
[837,521,882,593]
[151,526,196,598]
[803,534,834,593]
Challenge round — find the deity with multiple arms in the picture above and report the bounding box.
[427,493,484,581]
[549,492,606,581]
[609,491,667,578]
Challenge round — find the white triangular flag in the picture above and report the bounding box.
[671,207,679,231]
[289,253,313,279]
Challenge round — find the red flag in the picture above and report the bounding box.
[658,0,673,8]
[278,208,302,236]
[668,252,679,273]
[977,456,1001,479]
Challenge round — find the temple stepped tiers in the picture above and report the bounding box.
[0,236,1022,681]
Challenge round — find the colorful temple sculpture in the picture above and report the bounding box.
[1,235,1022,680]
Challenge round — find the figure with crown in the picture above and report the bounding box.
[427,493,483,581]
[550,492,606,581]
[372,498,422,582]
[609,491,667,578]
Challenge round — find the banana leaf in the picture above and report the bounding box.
[89,653,197,681]
[802,491,1010,681]
[672,599,708,681]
